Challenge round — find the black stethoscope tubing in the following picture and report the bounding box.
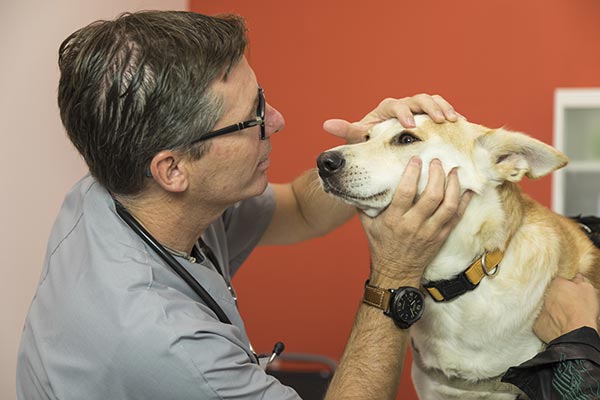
[114,200,232,325]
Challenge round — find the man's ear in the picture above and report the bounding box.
[476,128,568,182]
[148,150,189,193]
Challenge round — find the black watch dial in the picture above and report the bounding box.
[389,287,425,329]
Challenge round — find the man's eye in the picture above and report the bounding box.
[391,131,421,145]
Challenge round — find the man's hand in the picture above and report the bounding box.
[323,93,460,143]
[361,157,472,286]
[534,274,600,343]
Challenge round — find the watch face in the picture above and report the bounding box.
[390,287,425,328]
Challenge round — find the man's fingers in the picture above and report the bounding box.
[426,167,461,226]
[404,94,459,124]
[412,159,445,217]
[438,187,473,235]
[431,168,470,225]
[383,100,416,128]
[344,94,461,133]
[387,157,422,213]
[405,94,446,123]
[323,119,367,143]
[456,189,474,219]
[431,95,459,122]
[413,164,471,244]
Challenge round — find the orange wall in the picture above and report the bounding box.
[191,1,600,397]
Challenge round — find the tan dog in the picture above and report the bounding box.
[316,116,600,399]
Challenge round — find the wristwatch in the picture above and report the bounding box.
[363,280,425,329]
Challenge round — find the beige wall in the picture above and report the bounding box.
[0,1,187,398]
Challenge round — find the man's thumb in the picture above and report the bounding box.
[323,119,367,143]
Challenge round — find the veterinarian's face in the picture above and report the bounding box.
[317,116,479,216]
[187,57,286,206]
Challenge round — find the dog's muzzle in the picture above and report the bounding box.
[317,151,345,179]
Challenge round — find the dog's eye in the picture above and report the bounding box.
[392,132,421,145]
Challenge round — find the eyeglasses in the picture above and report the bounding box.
[191,86,266,144]
[145,86,265,178]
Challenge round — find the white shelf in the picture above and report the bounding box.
[564,161,600,172]
[553,88,600,216]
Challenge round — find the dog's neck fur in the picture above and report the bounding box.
[423,181,525,283]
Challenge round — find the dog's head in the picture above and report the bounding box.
[317,115,568,216]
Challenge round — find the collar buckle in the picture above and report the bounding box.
[423,270,479,302]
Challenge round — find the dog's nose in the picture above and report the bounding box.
[317,151,346,178]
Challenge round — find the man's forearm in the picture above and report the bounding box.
[260,169,355,245]
[325,304,410,399]
[291,168,356,236]
[325,274,420,399]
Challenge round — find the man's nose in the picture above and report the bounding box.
[264,103,285,137]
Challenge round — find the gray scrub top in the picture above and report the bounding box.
[17,175,301,400]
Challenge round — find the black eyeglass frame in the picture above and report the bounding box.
[191,86,265,144]
[145,86,265,178]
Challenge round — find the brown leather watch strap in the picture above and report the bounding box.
[363,281,393,311]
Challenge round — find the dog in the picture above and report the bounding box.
[316,115,600,399]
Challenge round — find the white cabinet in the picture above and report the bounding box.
[553,89,600,216]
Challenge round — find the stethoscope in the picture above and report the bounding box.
[113,199,284,368]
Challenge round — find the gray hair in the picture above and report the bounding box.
[57,11,247,195]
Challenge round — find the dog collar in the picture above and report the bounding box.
[423,250,504,302]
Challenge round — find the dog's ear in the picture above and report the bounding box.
[476,128,568,182]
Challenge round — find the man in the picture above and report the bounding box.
[16,11,466,399]
[17,10,599,400]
